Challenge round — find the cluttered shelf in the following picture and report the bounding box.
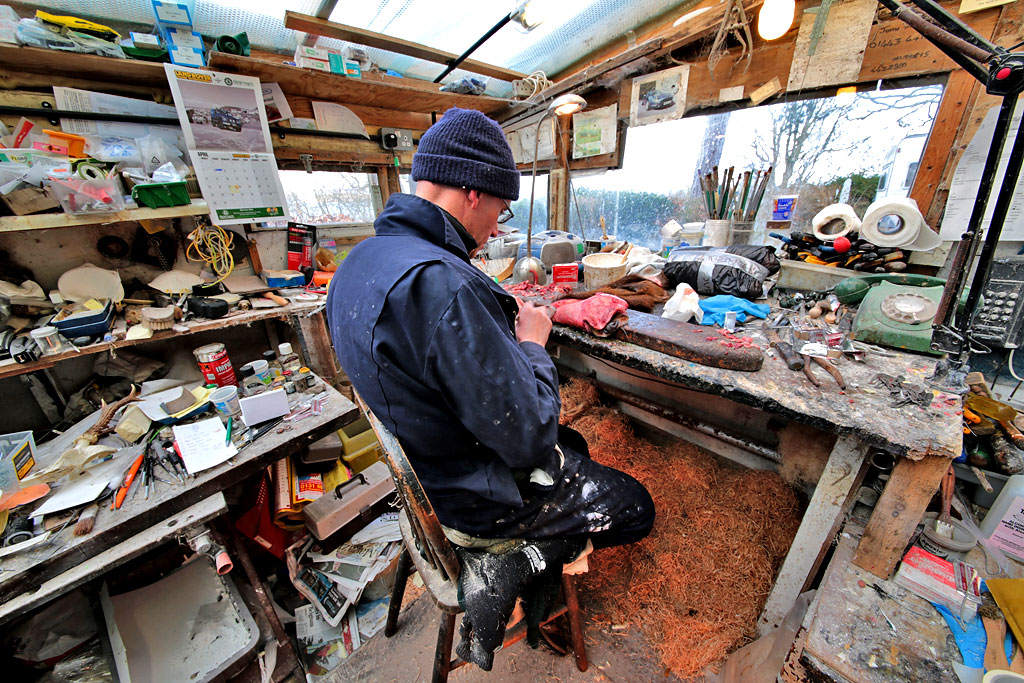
[0,374,359,607]
[206,52,512,116]
[0,300,322,381]
[0,200,210,233]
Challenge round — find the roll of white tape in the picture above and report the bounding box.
[812,204,860,241]
[77,163,104,180]
[860,197,940,251]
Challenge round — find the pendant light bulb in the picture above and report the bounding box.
[757,0,795,41]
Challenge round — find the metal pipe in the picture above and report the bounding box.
[433,13,512,83]
[0,105,180,126]
[594,380,781,462]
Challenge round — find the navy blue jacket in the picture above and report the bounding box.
[327,193,561,536]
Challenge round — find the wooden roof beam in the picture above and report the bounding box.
[284,11,527,83]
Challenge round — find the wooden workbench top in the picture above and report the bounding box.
[551,324,962,462]
[0,381,358,605]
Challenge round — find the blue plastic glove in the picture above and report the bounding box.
[698,295,771,327]
[933,601,1012,670]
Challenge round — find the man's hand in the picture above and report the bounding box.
[515,299,553,346]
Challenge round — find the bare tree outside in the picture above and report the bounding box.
[282,171,380,224]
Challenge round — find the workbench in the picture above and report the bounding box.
[549,322,963,636]
[0,378,359,624]
[785,516,1024,682]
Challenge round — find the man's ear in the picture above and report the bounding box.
[466,189,483,210]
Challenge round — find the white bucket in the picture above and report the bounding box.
[582,252,628,290]
[680,221,704,245]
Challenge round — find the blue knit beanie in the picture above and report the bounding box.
[412,107,520,200]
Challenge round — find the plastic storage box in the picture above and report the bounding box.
[51,299,114,337]
[132,181,191,208]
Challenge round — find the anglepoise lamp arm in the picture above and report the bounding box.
[877,0,1024,368]
[433,1,541,84]
[525,95,587,253]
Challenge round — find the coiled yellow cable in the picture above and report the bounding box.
[186,223,235,284]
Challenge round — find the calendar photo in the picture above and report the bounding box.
[164,64,273,154]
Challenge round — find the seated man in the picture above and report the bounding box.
[327,107,654,551]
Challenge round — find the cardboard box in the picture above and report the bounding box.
[295,56,330,73]
[164,27,203,50]
[130,32,162,48]
[152,0,193,26]
[168,45,205,67]
[294,45,330,62]
[328,54,362,77]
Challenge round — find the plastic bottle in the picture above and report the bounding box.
[239,366,266,397]
[278,342,301,373]
[263,350,283,379]
[979,473,1024,562]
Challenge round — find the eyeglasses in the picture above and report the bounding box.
[498,200,514,225]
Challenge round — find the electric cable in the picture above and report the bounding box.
[186,222,235,284]
[1009,347,1023,383]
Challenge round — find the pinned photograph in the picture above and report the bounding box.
[164,64,273,153]
[630,65,690,127]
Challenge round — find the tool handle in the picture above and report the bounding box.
[775,340,804,371]
[264,292,287,306]
[1004,419,1024,450]
[112,452,145,510]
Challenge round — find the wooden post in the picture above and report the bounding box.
[293,309,341,386]
[376,166,391,206]
[549,168,568,232]
[386,164,402,197]
[758,434,869,636]
[853,454,951,579]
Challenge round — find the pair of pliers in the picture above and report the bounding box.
[800,354,846,390]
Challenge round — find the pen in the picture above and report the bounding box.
[112,452,145,510]
[225,417,233,446]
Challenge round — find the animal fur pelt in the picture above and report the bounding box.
[555,273,670,312]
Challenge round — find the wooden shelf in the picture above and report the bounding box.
[0,45,166,87]
[0,300,321,381]
[0,201,210,233]
[207,52,513,116]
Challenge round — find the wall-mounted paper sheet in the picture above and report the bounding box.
[630,65,689,128]
[572,104,617,159]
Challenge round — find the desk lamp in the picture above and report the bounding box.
[512,93,587,285]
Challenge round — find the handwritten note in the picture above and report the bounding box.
[172,417,237,475]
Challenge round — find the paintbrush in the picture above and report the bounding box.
[981,592,1011,671]
[74,502,99,536]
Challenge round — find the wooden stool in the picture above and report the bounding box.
[357,397,589,683]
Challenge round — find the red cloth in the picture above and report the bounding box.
[552,293,628,333]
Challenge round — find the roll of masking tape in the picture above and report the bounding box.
[77,162,104,180]
[860,197,940,251]
[812,204,860,242]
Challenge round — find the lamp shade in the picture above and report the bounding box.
[548,93,587,117]
[757,0,796,40]
[511,0,543,32]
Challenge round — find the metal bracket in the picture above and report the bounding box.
[806,0,836,57]
[299,153,313,174]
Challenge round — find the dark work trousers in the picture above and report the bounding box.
[485,426,656,550]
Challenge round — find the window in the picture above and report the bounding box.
[903,161,920,190]
[567,83,943,250]
[280,171,380,224]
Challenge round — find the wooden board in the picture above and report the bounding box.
[852,454,953,579]
[550,325,962,462]
[758,434,868,635]
[207,52,510,116]
[0,301,323,381]
[617,310,764,371]
[0,202,209,234]
[0,381,358,602]
[284,11,526,82]
[0,493,227,625]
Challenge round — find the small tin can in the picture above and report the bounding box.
[193,343,236,387]
[296,371,311,390]
[284,381,296,394]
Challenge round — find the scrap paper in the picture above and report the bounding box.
[630,64,689,128]
[572,104,617,159]
[171,417,237,474]
[261,82,292,123]
[941,98,1024,241]
[32,445,141,516]
[311,102,369,138]
[53,87,180,147]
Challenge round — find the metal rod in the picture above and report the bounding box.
[908,0,1000,54]
[0,105,180,126]
[877,0,991,81]
[935,96,1017,337]
[433,13,512,83]
[961,99,1024,356]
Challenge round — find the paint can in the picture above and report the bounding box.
[193,343,237,386]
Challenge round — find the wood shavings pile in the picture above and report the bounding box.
[560,378,802,678]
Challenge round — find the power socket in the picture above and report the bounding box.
[380,127,413,151]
